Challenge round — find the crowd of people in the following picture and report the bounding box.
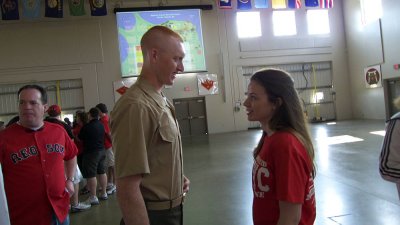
[0,26,318,225]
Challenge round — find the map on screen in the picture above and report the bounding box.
[116,9,207,77]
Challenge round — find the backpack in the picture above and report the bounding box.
[379,112,400,182]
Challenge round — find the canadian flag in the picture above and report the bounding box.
[197,74,219,95]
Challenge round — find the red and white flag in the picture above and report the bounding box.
[320,0,333,8]
[113,77,138,102]
[197,74,219,95]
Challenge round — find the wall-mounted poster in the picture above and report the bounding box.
[364,65,382,88]
[113,77,138,102]
[197,74,218,95]
[116,9,207,77]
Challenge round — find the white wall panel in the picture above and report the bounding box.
[0,20,103,69]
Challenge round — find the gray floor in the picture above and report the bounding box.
[71,120,400,225]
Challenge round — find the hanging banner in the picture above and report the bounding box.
[1,0,19,20]
[113,77,138,102]
[305,0,319,7]
[89,0,107,16]
[197,74,219,96]
[255,0,268,9]
[320,0,333,8]
[22,0,40,19]
[288,0,302,9]
[237,0,252,10]
[272,0,286,9]
[45,0,63,18]
[364,65,382,88]
[68,0,85,16]
[218,0,232,9]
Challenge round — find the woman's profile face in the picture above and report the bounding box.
[243,80,276,126]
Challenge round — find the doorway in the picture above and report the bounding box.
[173,97,208,137]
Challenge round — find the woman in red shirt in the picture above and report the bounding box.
[243,68,316,225]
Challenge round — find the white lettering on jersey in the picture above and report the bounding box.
[257,167,270,192]
[252,156,270,198]
[306,175,315,203]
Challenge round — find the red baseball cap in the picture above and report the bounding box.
[47,104,61,117]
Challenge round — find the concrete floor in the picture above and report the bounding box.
[70,120,400,225]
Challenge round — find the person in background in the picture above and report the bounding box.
[45,105,74,139]
[243,68,316,225]
[96,103,116,195]
[379,96,400,199]
[64,117,72,128]
[73,111,88,171]
[79,107,108,205]
[0,84,77,225]
[45,105,91,213]
[73,111,91,196]
[111,26,190,225]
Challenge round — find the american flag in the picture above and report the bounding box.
[288,0,302,9]
[305,0,319,7]
[320,0,334,8]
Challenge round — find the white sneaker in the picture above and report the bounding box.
[106,183,114,190]
[84,196,99,205]
[99,193,108,201]
[106,185,116,195]
[71,202,91,213]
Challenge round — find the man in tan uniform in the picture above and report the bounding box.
[111,26,190,225]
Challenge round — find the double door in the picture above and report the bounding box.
[173,97,208,137]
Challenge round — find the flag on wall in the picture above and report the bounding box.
[305,0,319,7]
[218,0,232,9]
[320,0,333,8]
[237,0,251,10]
[45,0,63,18]
[113,77,138,102]
[89,0,107,16]
[255,0,268,9]
[288,0,302,9]
[68,0,85,16]
[0,0,19,20]
[304,0,318,7]
[197,74,219,96]
[22,0,40,19]
[272,0,286,9]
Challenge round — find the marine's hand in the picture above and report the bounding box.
[183,175,190,193]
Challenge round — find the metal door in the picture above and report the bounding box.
[173,97,208,137]
[384,78,400,118]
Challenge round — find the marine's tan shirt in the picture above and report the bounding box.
[111,77,183,201]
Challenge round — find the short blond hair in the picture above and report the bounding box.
[140,26,183,53]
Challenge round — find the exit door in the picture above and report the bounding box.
[173,97,208,137]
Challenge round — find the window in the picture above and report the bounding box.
[307,10,330,35]
[360,0,382,25]
[236,11,262,38]
[272,11,296,36]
